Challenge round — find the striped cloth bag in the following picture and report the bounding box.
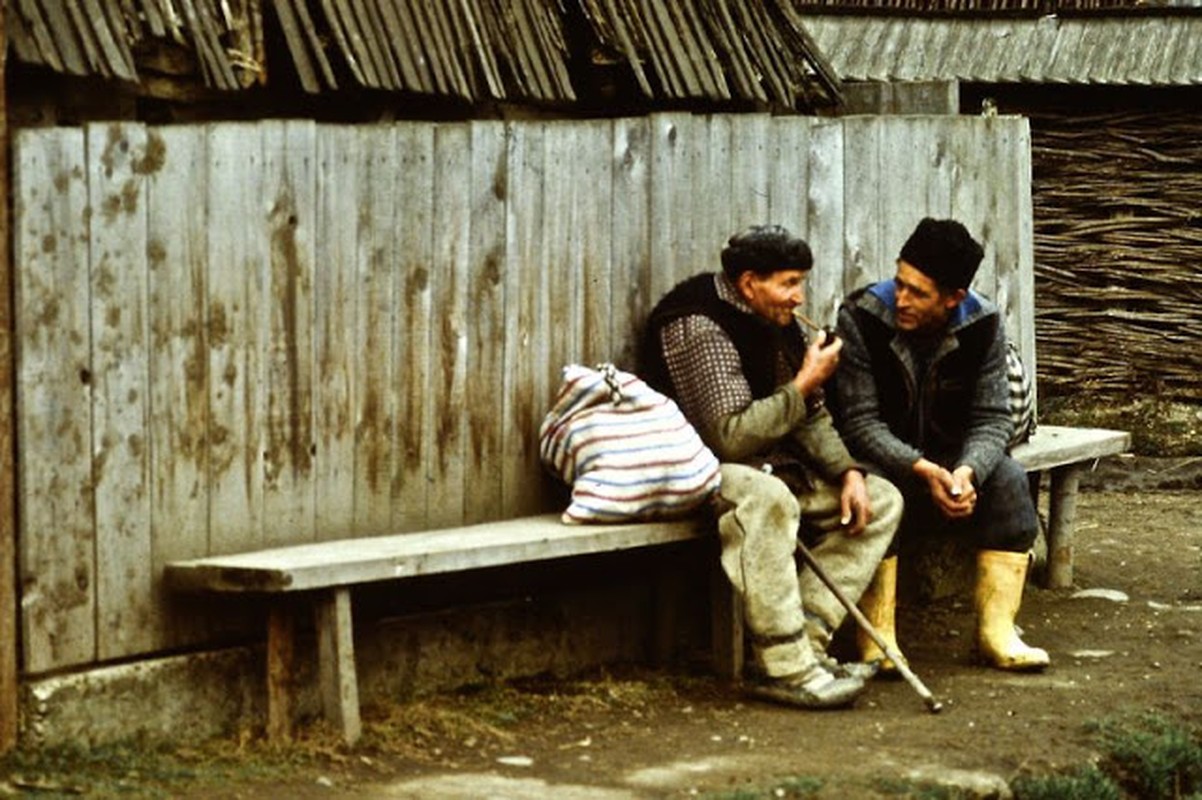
[539,363,722,524]
[1006,340,1036,449]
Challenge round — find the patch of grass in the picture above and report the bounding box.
[1095,712,1202,799]
[872,776,962,798]
[1015,712,1202,800]
[0,729,355,799]
[1011,764,1121,800]
[3,741,241,798]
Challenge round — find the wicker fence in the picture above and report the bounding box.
[1031,110,1202,400]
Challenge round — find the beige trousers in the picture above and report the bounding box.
[713,463,901,678]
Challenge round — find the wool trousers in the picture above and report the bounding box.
[712,463,902,678]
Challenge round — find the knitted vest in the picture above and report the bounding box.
[639,273,805,403]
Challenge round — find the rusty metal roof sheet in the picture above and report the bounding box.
[805,12,1202,85]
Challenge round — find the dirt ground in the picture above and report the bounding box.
[3,468,1201,798]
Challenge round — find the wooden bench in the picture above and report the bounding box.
[165,514,739,745]
[164,422,1126,745]
[1010,424,1131,588]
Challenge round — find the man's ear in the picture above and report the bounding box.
[735,270,758,302]
[943,287,968,311]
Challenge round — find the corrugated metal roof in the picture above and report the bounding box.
[7,0,839,108]
[805,13,1202,85]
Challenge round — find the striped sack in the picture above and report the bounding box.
[539,363,722,524]
[1006,340,1036,449]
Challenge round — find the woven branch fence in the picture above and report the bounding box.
[1030,110,1202,401]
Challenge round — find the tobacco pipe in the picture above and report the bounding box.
[792,308,839,349]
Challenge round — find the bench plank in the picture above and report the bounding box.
[1014,425,1130,589]
[1010,425,1130,473]
[165,514,708,594]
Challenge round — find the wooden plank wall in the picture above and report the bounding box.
[11,113,1033,674]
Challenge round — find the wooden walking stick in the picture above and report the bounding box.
[795,541,944,714]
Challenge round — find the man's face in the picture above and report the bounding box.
[893,261,964,334]
[736,269,807,327]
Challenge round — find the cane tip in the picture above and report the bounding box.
[926,698,944,714]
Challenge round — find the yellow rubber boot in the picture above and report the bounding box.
[857,556,905,676]
[975,550,1050,671]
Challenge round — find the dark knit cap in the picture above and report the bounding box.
[898,218,984,291]
[720,224,813,280]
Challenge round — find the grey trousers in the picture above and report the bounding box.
[713,464,902,678]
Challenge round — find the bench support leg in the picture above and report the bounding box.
[266,604,296,741]
[710,563,743,680]
[1045,464,1083,589]
[315,588,361,745]
[652,570,683,667]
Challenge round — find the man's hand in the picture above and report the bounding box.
[913,458,976,520]
[839,468,872,536]
[791,330,842,397]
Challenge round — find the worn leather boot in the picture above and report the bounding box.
[975,550,1050,671]
[806,614,878,681]
[858,556,906,677]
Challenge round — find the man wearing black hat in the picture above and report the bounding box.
[830,218,1049,673]
[641,224,902,710]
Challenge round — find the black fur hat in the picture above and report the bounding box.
[720,224,813,280]
[898,218,984,291]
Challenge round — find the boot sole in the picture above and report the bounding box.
[744,681,862,710]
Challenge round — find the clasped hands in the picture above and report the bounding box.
[914,458,977,520]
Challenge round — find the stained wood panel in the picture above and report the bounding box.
[464,121,508,524]
[14,128,96,672]
[501,121,549,518]
[391,123,435,532]
[262,121,318,547]
[207,124,266,553]
[352,125,398,534]
[313,127,357,540]
[146,125,212,647]
[86,123,153,659]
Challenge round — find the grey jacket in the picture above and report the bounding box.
[831,281,1014,485]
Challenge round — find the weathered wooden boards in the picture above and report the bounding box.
[13,114,1039,673]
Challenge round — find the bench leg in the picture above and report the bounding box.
[652,570,683,667]
[266,603,296,741]
[710,563,743,680]
[315,588,361,745]
[1045,464,1083,589]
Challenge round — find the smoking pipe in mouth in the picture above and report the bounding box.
[792,308,839,349]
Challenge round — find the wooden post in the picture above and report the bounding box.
[0,0,21,753]
[315,588,360,745]
[1045,464,1083,589]
[710,563,743,680]
[265,604,296,741]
